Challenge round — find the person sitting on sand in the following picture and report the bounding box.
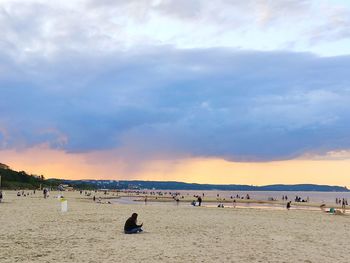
[124,213,143,234]
[329,207,335,214]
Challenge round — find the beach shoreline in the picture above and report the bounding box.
[1,190,350,263]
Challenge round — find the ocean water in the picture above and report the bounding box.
[128,190,350,204]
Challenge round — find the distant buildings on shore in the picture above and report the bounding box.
[58,184,74,191]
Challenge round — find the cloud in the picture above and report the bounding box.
[1,0,350,56]
[1,46,350,162]
[300,150,350,161]
[308,5,350,44]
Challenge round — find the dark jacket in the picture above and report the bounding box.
[124,217,141,231]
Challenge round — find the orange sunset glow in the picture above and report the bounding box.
[1,146,349,187]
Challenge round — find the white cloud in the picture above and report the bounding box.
[0,0,350,57]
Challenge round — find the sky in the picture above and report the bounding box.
[1,0,350,186]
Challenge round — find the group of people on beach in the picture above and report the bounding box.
[226,194,251,201]
[15,190,36,197]
[335,198,348,207]
[121,192,349,235]
[119,189,349,213]
[14,189,54,199]
[190,196,203,206]
[294,196,309,203]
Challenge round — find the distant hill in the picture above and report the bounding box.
[0,163,94,190]
[0,164,47,189]
[61,179,349,192]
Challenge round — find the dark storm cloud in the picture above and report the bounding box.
[1,47,350,161]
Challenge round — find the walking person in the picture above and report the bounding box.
[342,198,346,213]
[197,196,202,206]
[286,201,291,210]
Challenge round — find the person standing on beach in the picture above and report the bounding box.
[124,213,143,234]
[197,196,202,206]
[0,191,3,203]
[341,199,346,213]
[286,201,291,210]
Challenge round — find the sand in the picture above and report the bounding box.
[1,191,350,263]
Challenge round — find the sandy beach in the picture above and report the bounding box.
[1,191,350,263]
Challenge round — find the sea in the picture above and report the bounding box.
[113,190,350,208]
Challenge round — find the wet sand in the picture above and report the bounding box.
[1,191,350,263]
